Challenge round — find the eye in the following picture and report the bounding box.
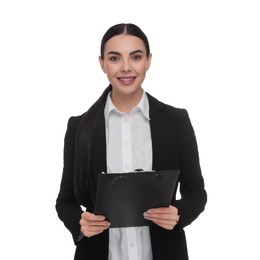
[131,55,142,61]
[109,56,120,62]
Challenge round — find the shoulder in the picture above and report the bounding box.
[64,114,84,141]
[146,92,189,120]
[67,115,82,129]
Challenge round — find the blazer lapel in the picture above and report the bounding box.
[147,93,179,171]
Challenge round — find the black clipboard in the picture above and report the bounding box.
[94,169,180,228]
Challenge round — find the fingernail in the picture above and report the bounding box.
[143,212,148,217]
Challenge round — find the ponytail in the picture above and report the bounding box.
[74,85,112,207]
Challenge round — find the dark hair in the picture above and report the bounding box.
[74,85,112,207]
[100,23,150,59]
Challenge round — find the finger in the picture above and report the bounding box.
[82,212,106,221]
[143,212,179,227]
[144,212,171,220]
[80,218,111,228]
[146,206,178,214]
[151,217,177,225]
[145,216,178,230]
[144,214,177,225]
[89,220,111,227]
[81,224,109,233]
[143,212,178,222]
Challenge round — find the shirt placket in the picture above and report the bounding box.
[121,114,139,260]
[121,114,132,173]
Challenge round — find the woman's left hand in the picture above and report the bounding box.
[143,205,180,230]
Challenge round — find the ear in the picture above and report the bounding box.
[146,53,152,71]
[99,56,107,73]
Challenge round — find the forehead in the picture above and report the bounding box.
[104,34,146,54]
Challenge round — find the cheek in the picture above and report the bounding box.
[137,63,149,73]
[105,64,118,75]
[135,60,149,71]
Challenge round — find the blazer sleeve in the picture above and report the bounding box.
[173,109,207,228]
[55,116,83,244]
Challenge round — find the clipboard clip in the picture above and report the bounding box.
[134,169,155,173]
[134,169,144,172]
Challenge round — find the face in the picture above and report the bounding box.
[99,34,152,97]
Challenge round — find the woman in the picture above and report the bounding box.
[56,23,207,260]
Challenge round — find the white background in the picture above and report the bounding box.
[0,0,259,259]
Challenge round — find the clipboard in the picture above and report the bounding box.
[94,169,180,228]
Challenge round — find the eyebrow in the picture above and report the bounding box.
[107,50,144,56]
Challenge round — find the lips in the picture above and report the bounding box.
[117,76,136,85]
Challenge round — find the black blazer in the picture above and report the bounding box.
[56,91,207,260]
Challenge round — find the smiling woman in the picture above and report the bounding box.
[55,23,207,260]
[99,34,152,113]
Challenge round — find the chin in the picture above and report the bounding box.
[119,85,142,95]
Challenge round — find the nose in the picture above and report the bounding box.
[121,59,131,72]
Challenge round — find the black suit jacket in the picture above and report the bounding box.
[56,91,207,260]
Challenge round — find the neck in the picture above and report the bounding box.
[111,88,143,114]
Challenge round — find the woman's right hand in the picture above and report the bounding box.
[79,212,111,238]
